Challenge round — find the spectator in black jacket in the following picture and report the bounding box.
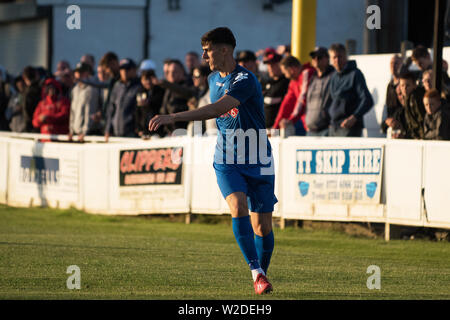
[104,58,141,140]
[157,59,196,136]
[381,55,403,134]
[260,49,289,129]
[0,66,12,131]
[135,69,165,138]
[21,66,42,132]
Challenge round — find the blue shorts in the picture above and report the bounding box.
[213,163,278,213]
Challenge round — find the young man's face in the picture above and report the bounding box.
[202,43,226,72]
[390,55,402,77]
[140,75,153,90]
[329,49,347,72]
[312,55,329,71]
[399,78,416,98]
[424,96,441,115]
[422,72,432,91]
[120,68,136,83]
[280,65,299,80]
[185,54,200,72]
[167,63,185,83]
[267,62,282,78]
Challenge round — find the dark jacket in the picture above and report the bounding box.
[0,79,13,131]
[404,86,426,140]
[159,79,196,136]
[135,84,165,136]
[261,75,290,128]
[424,102,450,140]
[381,78,402,133]
[328,60,374,128]
[105,77,141,137]
[23,80,42,132]
[305,65,335,132]
[392,106,410,139]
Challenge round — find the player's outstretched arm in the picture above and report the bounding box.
[148,95,240,132]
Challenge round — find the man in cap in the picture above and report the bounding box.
[104,58,141,140]
[260,48,290,128]
[139,59,157,76]
[304,47,335,136]
[69,63,101,142]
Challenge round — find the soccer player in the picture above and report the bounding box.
[148,27,277,294]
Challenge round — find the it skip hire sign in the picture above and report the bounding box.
[296,147,383,204]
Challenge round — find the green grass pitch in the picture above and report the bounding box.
[0,204,449,299]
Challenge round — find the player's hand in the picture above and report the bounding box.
[340,115,357,129]
[148,114,175,132]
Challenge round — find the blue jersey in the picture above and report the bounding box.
[209,65,272,167]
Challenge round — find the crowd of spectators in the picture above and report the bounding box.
[0,43,449,142]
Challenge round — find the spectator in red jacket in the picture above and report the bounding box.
[272,55,315,135]
[32,78,70,135]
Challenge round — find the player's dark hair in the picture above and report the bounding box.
[201,27,236,48]
[280,55,301,69]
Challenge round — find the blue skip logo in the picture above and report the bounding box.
[366,182,377,198]
[298,181,309,196]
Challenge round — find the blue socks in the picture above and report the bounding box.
[232,216,261,270]
[255,230,274,274]
[232,216,274,275]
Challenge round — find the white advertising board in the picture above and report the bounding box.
[423,141,450,227]
[384,140,423,225]
[108,138,191,215]
[7,139,82,208]
[0,138,8,204]
[282,138,385,221]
